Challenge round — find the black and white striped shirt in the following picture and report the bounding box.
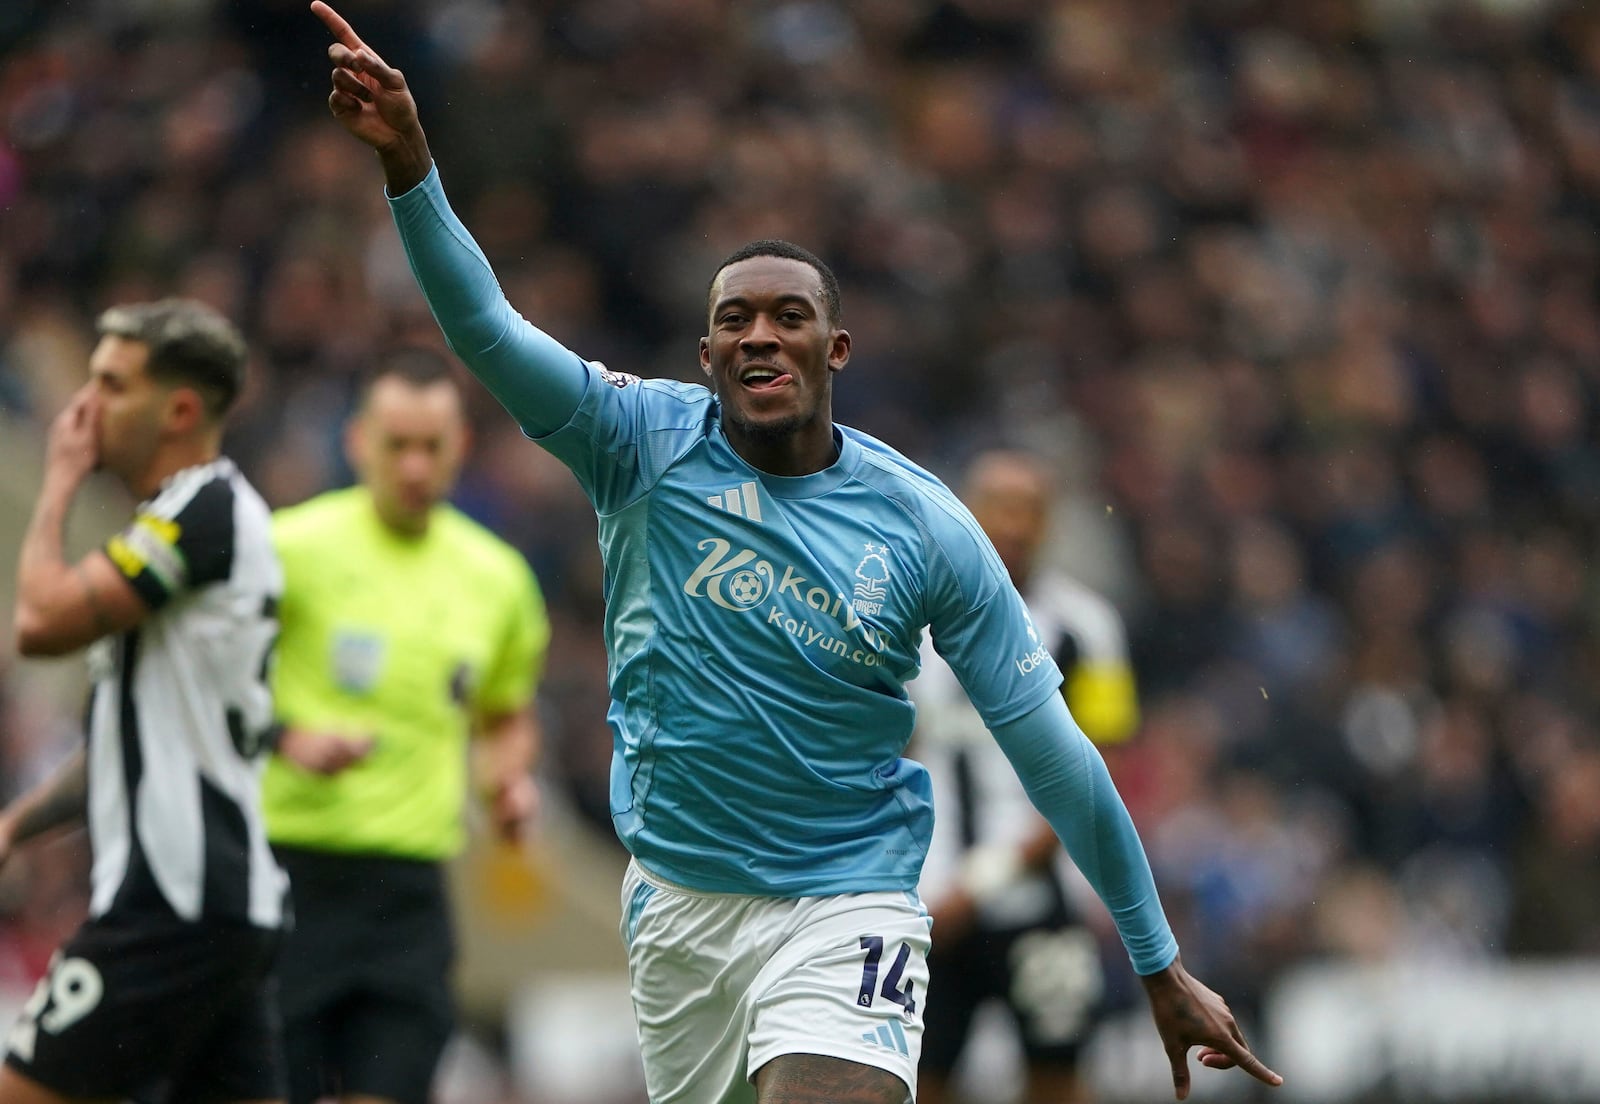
[86,457,288,929]
[912,572,1140,911]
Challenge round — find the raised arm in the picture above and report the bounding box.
[15,388,150,657]
[310,1,587,436]
[990,693,1282,1100]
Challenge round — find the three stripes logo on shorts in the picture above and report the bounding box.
[707,481,763,522]
[860,1017,910,1057]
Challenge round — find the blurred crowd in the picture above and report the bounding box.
[2,0,1600,1060]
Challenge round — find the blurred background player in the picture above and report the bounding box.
[0,299,287,1104]
[913,449,1140,1104]
[263,348,549,1104]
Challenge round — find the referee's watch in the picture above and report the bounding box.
[260,721,287,753]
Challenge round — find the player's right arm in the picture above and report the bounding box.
[0,749,87,867]
[14,388,149,658]
[310,1,587,438]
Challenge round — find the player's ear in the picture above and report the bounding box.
[164,386,206,435]
[827,328,850,375]
[699,335,712,378]
[445,418,472,477]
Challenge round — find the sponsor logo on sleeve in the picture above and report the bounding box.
[596,363,641,388]
[1014,611,1050,675]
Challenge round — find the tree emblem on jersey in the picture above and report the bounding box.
[854,544,890,598]
[684,538,775,611]
[853,543,890,615]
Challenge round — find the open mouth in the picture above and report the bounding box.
[739,364,792,391]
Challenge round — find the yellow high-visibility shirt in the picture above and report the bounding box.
[264,487,549,860]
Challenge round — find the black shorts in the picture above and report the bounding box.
[273,846,455,1104]
[922,875,1107,1074]
[3,915,284,1103]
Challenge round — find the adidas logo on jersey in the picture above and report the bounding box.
[707,481,763,522]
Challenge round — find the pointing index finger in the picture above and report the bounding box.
[1222,1038,1284,1088]
[310,1,368,54]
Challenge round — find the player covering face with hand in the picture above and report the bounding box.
[2,298,288,1104]
[307,4,1283,1102]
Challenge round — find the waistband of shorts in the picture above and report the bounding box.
[628,858,733,899]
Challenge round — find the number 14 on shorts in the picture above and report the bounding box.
[857,935,916,1014]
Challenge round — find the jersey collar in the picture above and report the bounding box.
[711,422,863,500]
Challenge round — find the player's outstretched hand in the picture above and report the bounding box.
[278,728,376,776]
[1140,954,1283,1100]
[309,1,432,190]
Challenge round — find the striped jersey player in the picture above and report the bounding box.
[2,299,288,1104]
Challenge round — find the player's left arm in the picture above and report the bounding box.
[14,389,150,657]
[471,554,551,843]
[991,696,1282,1099]
[924,507,1278,1099]
[0,748,89,867]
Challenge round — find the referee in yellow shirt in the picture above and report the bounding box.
[264,348,550,1104]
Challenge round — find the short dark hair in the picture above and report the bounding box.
[356,346,459,407]
[708,239,842,327]
[96,298,249,419]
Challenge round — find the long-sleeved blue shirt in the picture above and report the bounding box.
[389,165,1177,974]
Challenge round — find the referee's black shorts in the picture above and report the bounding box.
[272,845,456,1104]
[3,914,284,1103]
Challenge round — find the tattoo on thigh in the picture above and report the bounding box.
[755,1053,910,1104]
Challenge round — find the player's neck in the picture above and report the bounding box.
[723,418,839,478]
[130,437,221,501]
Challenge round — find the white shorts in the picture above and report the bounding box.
[619,859,931,1104]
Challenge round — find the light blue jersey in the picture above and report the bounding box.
[537,370,1062,894]
[390,166,1177,972]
